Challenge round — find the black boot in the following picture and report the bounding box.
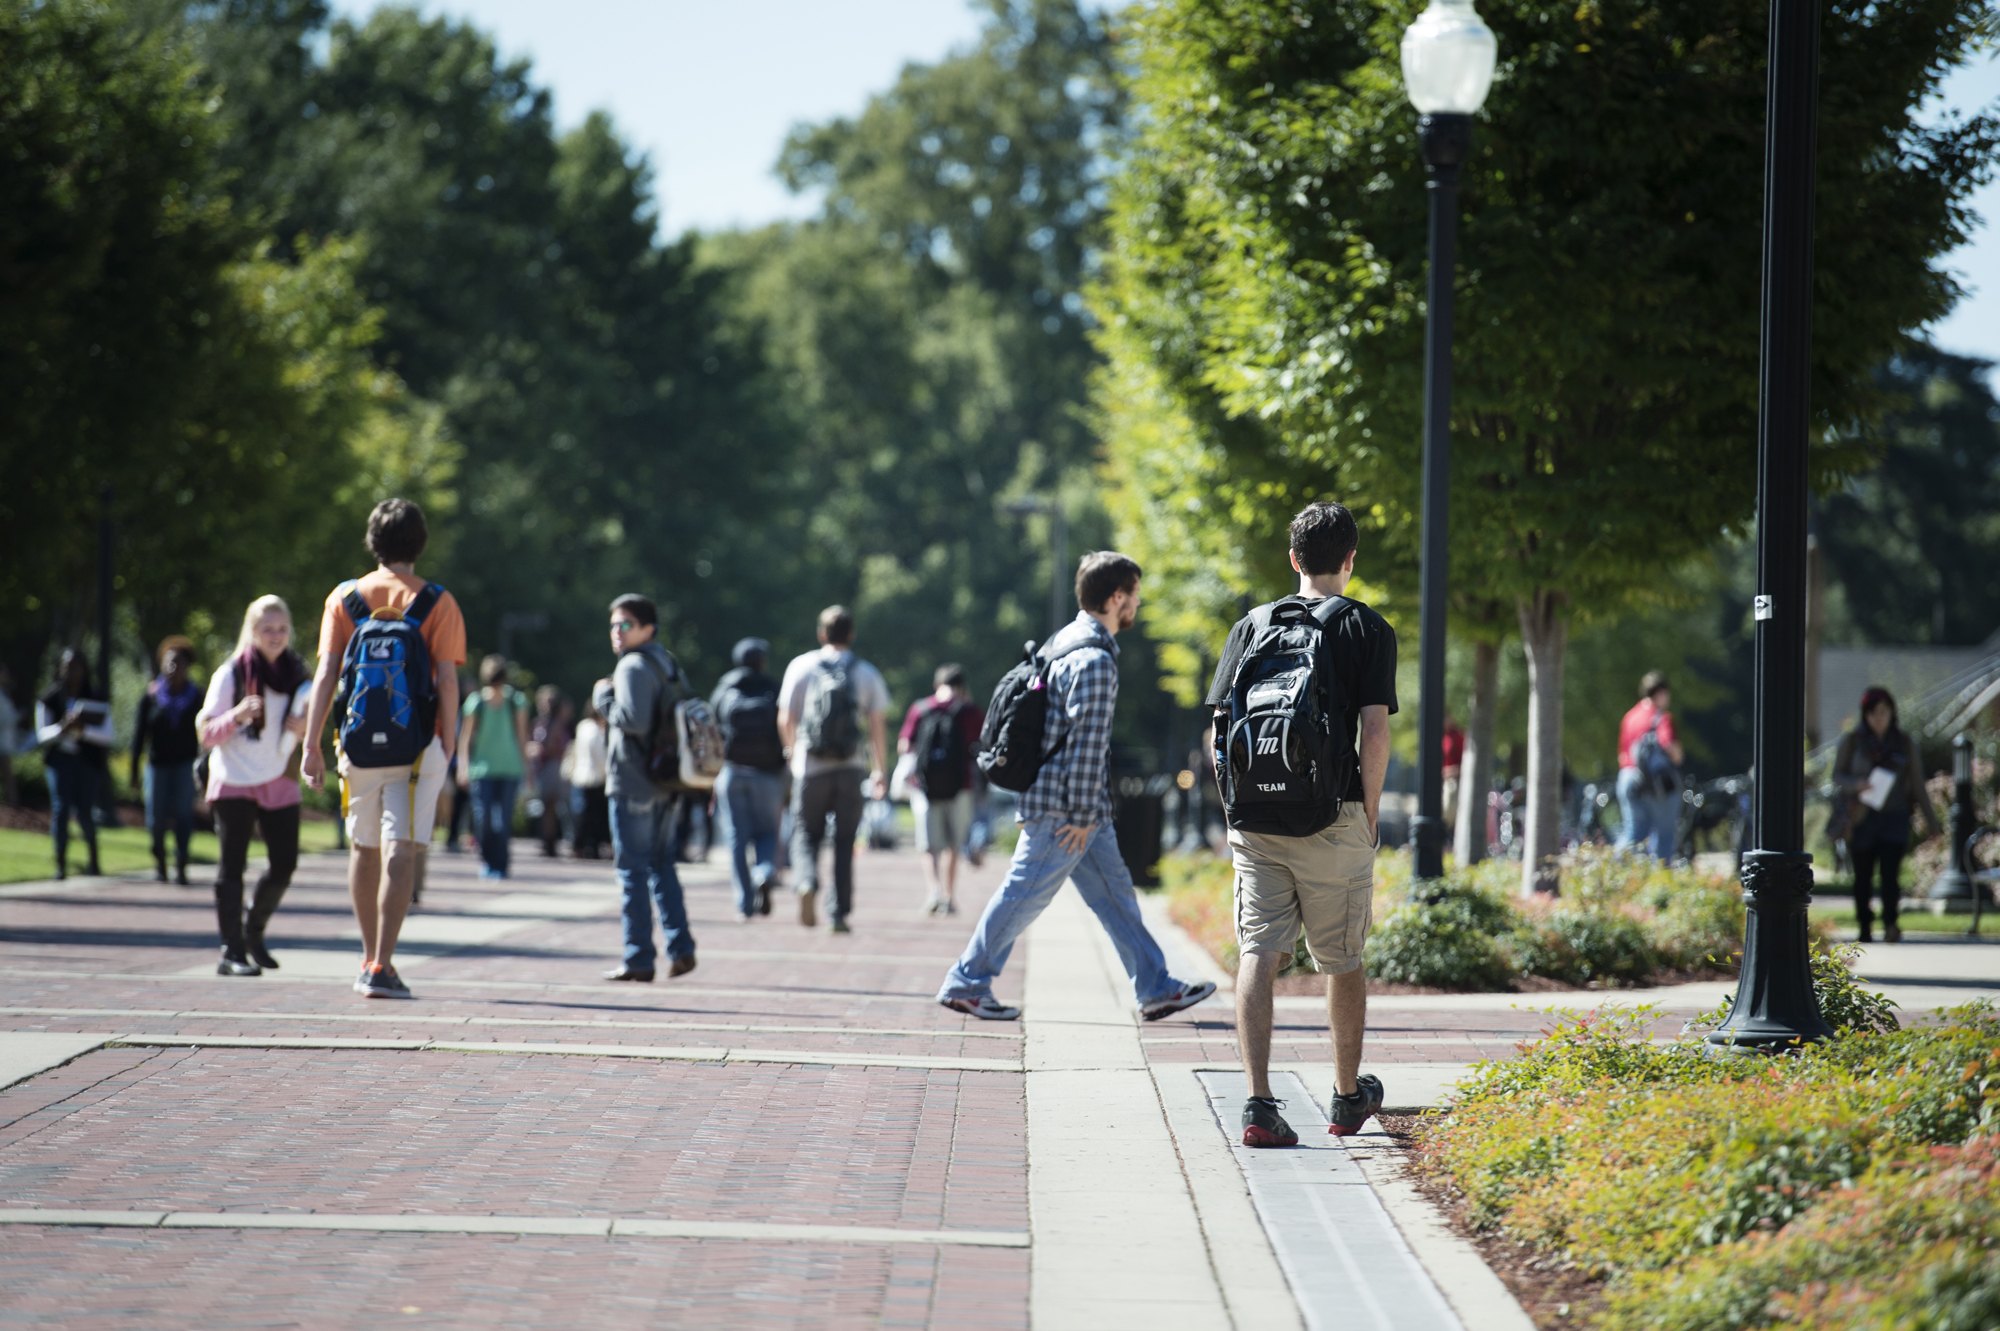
[174,856,190,887]
[152,841,168,883]
[245,874,288,971]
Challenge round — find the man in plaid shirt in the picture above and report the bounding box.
[938,552,1217,1022]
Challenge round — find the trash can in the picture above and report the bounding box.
[1114,775,1166,887]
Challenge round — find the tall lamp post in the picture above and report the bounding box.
[1401,0,1495,881]
[1710,0,1834,1048]
[1004,496,1069,639]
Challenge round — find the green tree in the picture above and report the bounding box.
[1093,0,1995,890]
[705,0,1138,712]
[0,0,437,693]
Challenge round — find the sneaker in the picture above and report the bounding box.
[1242,1097,1299,1148]
[943,899,958,915]
[358,963,413,1000]
[922,897,943,916]
[216,950,261,978]
[1328,1074,1385,1137]
[830,919,852,934]
[798,888,817,928]
[941,995,1021,1021]
[1141,980,1218,1022]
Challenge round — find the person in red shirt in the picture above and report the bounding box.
[1616,671,1684,860]
[898,664,985,914]
[1441,714,1465,840]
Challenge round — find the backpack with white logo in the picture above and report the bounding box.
[800,657,860,760]
[636,652,724,794]
[1215,595,1358,837]
[333,581,442,769]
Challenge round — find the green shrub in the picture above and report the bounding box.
[1688,943,1902,1038]
[1645,880,1746,971]
[1513,906,1658,986]
[1365,882,1516,990]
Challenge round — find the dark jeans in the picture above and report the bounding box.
[144,759,196,867]
[612,792,694,968]
[470,776,520,876]
[1851,824,1908,935]
[212,799,300,954]
[791,768,865,923]
[571,785,609,859]
[45,750,100,873]
[717,765,786,915]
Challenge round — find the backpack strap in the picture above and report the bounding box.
[337,580,371,629]
[405,581,444,627]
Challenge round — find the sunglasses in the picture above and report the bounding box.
[609,619,638,632]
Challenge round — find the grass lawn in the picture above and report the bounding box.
[1808,900,1988,934]
[0,821,344,885]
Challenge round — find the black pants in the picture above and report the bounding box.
[1851,839,1907,934]
[791,769,864,923]
[212,799,300,953]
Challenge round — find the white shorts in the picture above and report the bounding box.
[911,789,973,854]
[341,736,448,849]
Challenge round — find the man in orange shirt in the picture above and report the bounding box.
[301,499,465,999]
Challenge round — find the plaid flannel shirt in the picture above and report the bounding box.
[1016,613,1119,828]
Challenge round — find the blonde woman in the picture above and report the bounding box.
[197,596,312,976]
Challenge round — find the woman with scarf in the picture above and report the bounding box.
[131,635,201,885]
[197,596,312,975]
[1832,686,1941,943]
[35,649,114,879]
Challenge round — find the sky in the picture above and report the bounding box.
[335,0,2000,364]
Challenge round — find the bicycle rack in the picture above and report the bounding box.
[1964,825,1999,938]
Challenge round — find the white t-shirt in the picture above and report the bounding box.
[778,648,890,778]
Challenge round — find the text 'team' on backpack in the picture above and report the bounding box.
[913,700,970,800]
[333,581,443,769]
[1215,595,1359,837]
[976,638,1091,793]
[800,657,861,761]
[637,652,725,794]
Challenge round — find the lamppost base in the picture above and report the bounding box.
[1706,849,1833,1051]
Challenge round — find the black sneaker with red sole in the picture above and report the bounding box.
[1327,1074,1385,1136]
[1241,1097,1298,1148]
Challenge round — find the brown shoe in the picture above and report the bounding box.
[798,890,817,928]
[667,954,697,979]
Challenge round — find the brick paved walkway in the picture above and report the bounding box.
[0,831,1693,1329]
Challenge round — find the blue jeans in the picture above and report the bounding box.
[717,765,786,915]
[612,792,695,968]
[45,751,100,872]
[1616,766,1681,861]
[939,816,1175,1006]
[144,760,196,864]
[470,776,520,876]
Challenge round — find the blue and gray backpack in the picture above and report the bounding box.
[333,580,443,769]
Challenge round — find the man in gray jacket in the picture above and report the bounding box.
[595,594,697,981]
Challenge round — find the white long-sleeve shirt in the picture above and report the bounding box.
[36,697,114,756]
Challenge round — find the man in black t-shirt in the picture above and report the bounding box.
[1206,501,1397,1147]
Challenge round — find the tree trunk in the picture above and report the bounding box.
[1517,593,1568,896]
[1454,638,1499,865]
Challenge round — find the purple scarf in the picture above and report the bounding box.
[233,648,310,739]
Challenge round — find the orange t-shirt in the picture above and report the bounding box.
[317,569,467,738]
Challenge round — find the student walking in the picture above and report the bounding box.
[132,636,202,885]
[1616,672,1684,860]
[196,598,314,975]
[457,655,531,880]
[1205,503,1397,1146]
[597,595,698,981]
[711,637,787,919]
[778,607,891,933]
[301,499,465,1000]
[900,664,984,915]
[938,554,1216,1022]
[1832,686,1940,943]
[36,649,113,880]
[568,688,610,859]
[529,686,573,858]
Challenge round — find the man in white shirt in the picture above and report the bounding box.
[777,605,890,934]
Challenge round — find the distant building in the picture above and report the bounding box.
[1817,627,2000,748]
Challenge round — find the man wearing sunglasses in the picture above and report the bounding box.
[596,594,697,981]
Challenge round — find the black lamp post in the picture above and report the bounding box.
[1401,0,1496,881]
[1709,0,1834,1049]
[1927,732,1979,909]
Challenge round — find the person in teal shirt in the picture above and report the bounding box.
[457,655,531,879]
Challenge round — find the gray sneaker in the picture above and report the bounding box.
[941,995,1021,1021]
[1328,1074,1385,1137]
[358,964,413,1000]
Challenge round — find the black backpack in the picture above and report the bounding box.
[976,638,1092,793]
[800,657,860,760]
[914,700,970,799]
[1214,595,1359,837]
[717,672,783,770]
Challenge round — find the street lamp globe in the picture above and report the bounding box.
[1400,0,1497,115]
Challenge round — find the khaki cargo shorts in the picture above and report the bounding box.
[341,736,448,849]
[1229,802,1377,975]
